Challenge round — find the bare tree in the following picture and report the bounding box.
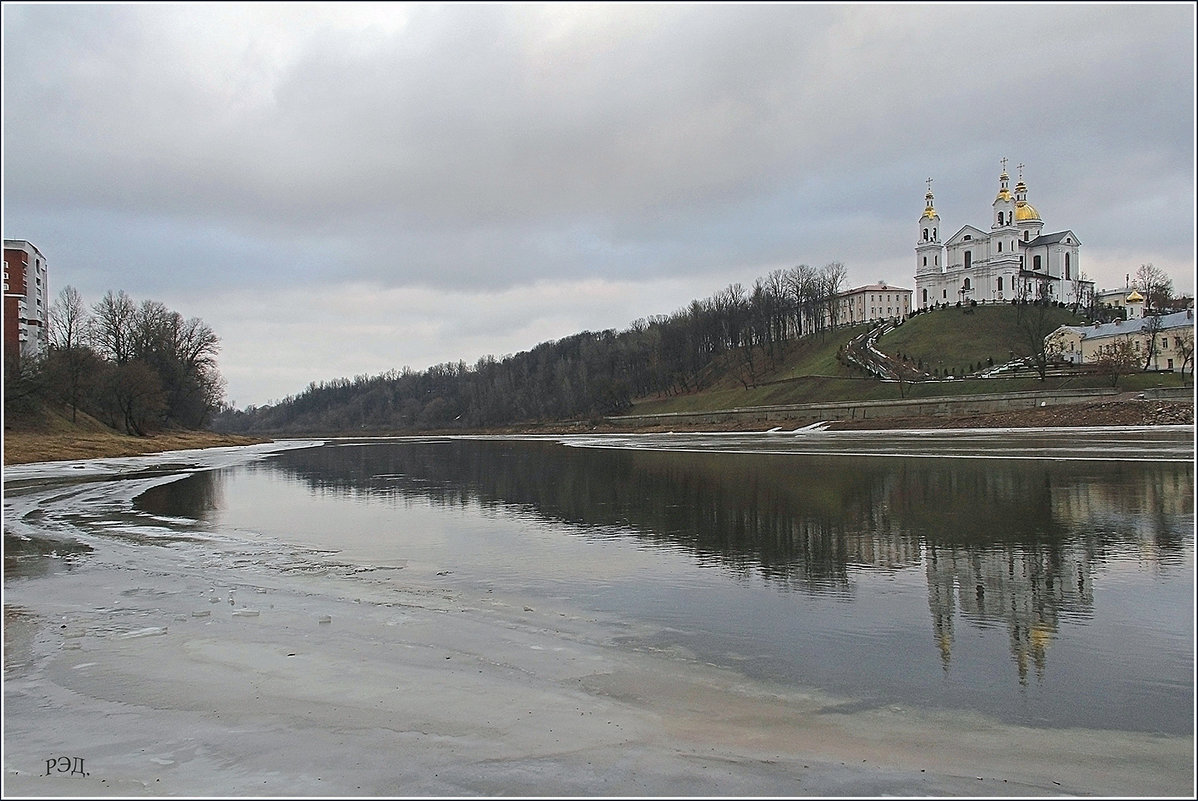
[1175,328,1195,376]
[1071,270,1094,316]
[787,264,819,337]
[1016,280,1057,380]
[820,261,848,331]
[91,290,137,364]
[49,285,90,351]
[1140,314,1164,371]
[99,360,166,435]
[1093,339,1139,388]
[1134,263,1174,314]
[47,285,98,422]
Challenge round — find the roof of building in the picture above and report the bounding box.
[840,283,913,295]
[1057,310,1194,340]
[1020,231,1077,248]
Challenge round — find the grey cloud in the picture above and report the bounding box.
[3,2,1193,406]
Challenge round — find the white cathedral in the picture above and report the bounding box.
[914,161,1092,311]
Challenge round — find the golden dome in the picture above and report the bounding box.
[1030,623,1054,649]
[922,189,937,219]
[1126,290,1144,301]
[1015,201,1040,221]
[996,188,1011,201]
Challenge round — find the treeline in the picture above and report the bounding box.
[5,287,225,434]
[214,263,853,435]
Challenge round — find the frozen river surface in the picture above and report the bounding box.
[3,427,1194,796]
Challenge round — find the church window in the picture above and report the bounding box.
[1023,231,1029,241]
[998,241,1003,253]
[923,228,929,241]
[933,228,937,239]
[997,212,1003,225]
[923,256,927,267]
[1065,253,1071,279]
[997,277,1003,291]
[943,290,948,299]
[1007,212,1012,225]
[964,235,972,241]
[963,278,971,290]
[922,289,928,304]
[964,251,972,269]
[1033,255,1042,270]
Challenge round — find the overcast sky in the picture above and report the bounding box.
[4,2,1194,409]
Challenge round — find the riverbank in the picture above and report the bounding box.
[820,395,1194,431]
[2,430,271,466]
[483,394,1195,436]
[4,393,1192,466]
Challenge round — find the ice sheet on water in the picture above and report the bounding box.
[2,439,324,484]
[118,626,168,639]
[543,426,1193,462]
[3,440,326,551]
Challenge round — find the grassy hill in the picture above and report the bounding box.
[629,304,1188,415]
[879,303,1076,375]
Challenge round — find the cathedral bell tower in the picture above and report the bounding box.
[1013,163,1044,241]
[915,178,943,287]
[992,158,1016,232]
[989,159,1021,292]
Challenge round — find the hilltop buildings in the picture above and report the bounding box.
[1046,309,1195,373]
[834,282,912,326]
[3,239,49,363]
[914,162,1093,311]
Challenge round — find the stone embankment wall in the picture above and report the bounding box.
[606,387,1192,430]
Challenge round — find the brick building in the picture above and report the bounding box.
[3,239,50,364]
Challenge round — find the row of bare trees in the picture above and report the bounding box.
[7,286,225,434]
[215,263,853,434]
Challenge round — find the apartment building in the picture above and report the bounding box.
[3,239,50,363]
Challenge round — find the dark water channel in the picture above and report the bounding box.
[133,434,1195,736]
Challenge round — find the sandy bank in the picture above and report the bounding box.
[3,430,270,467]
[3,448,1193,798]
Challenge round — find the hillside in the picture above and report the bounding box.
[3,400,265,466]
[627,303,1185,415]
[878,302,1075,376]
[6,302,1192,459]
[210,301,1190,436]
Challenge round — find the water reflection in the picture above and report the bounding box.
[926,542,1095,683]
[134,437,1193,701]
[3,532,93,580]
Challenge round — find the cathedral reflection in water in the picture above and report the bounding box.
[135,438,1193,686]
